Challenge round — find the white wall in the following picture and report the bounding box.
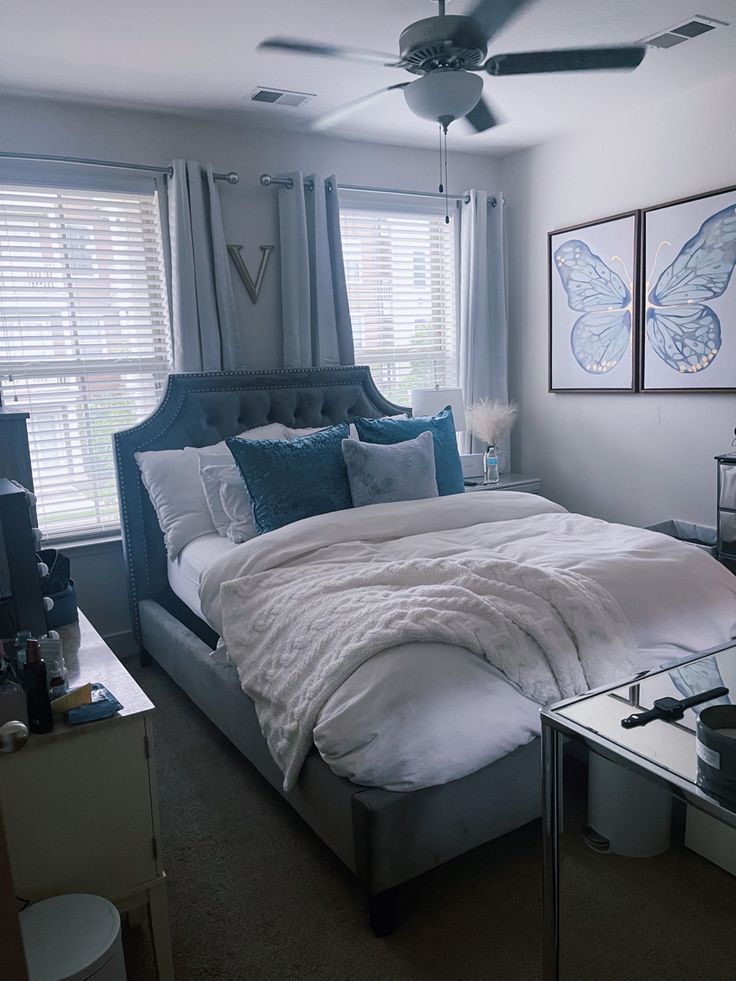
[0,95,502,648]
[502,74,736,529]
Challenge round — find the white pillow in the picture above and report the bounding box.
[136,445,217,559]
[136,422,288,558]
[199,462,232,538]
[287,424,358,440]
[200,462,258,544]
[219,467,259,544]
[285,415,407,442]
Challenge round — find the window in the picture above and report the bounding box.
[339,197,457,406]
[0,180,172,541]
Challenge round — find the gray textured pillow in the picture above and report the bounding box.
[342,430,438,508]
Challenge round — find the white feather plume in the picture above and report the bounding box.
[465,399,518,447]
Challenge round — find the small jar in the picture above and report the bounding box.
[47,658,68,699]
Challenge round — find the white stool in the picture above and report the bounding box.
[20,894,127,981]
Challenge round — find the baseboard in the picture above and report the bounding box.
[685,805,736,876]
[103,629,137,660]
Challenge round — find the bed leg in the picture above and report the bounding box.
[139,646,153,667]
[369,888,397,937]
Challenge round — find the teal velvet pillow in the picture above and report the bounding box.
[226,423,352,534]
[353,406,464,496]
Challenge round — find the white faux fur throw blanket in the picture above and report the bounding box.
[219,555,638,791]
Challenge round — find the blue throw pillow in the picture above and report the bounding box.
[342,431,438,508]
[226,423,352,534]
[353,406,464,496]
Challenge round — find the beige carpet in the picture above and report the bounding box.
[122,661,736,981]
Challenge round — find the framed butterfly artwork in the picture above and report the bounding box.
[640,185,736,392]
[548,212,639,392]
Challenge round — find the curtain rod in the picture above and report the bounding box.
[260,173,471,204]
[0,151,240,184]
[260,174,505,207]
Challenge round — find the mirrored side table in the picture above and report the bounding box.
[542,642,736,981]
[716,452,736,574]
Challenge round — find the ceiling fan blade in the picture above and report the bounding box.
[310,83,410,132]
[466,0,536,42]
[486,45,646,75]
[464,96,500,133]
[258,37,405,68]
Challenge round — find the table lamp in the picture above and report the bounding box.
[409,386,466,432]
[410,386,482,479]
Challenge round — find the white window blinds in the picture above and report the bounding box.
[0,180,172,541]
[339,197,457,406]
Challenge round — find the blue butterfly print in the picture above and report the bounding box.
[647,203,736,373]
[554,239,632,374]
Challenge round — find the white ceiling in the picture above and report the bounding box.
[1,0,734,153]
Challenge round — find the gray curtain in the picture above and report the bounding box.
[167,160,243,372]
[278,172,354,369]
[458,190,509,464]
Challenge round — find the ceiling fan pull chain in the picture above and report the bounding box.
[438,124,443,192]
[443,125,450,224]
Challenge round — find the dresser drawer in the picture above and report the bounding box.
[0,715,157,900]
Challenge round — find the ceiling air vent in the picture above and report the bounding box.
[250,87,316,108]
[645,14,728,49]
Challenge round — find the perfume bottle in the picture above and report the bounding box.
[39,634,67,699]
[22,639,53,734]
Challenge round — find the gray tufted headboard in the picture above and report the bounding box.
[113,366,408,649]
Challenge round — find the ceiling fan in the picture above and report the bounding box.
[258,0,646,134]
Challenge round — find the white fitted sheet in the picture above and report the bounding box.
[167,533,235,622]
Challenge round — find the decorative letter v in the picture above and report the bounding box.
[227,244,274,304]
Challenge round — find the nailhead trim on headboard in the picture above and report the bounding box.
[113,366,408,645]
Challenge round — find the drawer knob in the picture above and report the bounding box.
[0,720,29,753]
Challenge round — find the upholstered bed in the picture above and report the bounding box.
[113,367,547,932]
[114,366,736,934]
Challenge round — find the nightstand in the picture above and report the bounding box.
[465,472,541,494]
[0,613,174,981]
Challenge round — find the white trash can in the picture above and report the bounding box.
[20,894,127,981]
[587,753,672,857]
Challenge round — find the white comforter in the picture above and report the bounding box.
[217,555,638,791]
[200,493,736,791]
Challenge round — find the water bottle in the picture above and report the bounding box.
[483,444,500,484]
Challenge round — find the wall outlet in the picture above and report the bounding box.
[460,453,484,478]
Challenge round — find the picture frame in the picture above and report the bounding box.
[548,211,639,393]
[639,185,736,393]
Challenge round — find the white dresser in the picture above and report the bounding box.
[0,613,174,981]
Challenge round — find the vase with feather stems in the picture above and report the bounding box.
[465,400,518,484]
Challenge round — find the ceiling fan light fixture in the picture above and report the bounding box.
[403,70,483,125]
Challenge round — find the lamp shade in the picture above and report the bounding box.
[403,71,483,125]
[410,387,466,431]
